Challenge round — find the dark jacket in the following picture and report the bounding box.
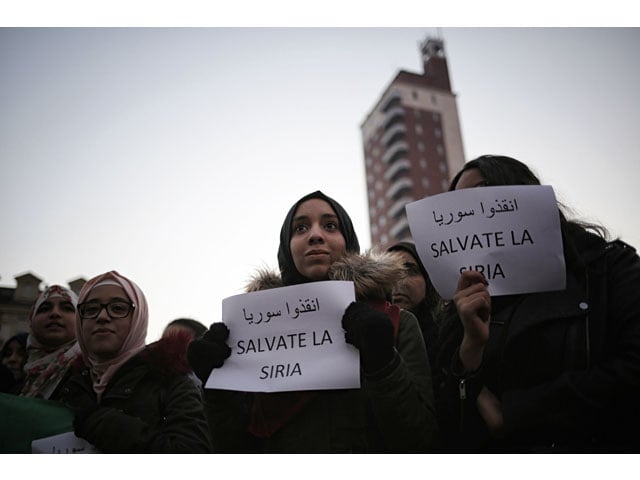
[59,333,212,453]
[204,251,438,453]
[436,229,640,452]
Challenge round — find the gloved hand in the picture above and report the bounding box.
[66,388,99,439]
[187,322,232,384]
[341,301,395,373]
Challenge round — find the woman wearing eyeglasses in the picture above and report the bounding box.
[58,270,212,453]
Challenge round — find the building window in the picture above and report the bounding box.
[420,158,427,169]
[414,109,421,119]
[377,197,385,209]
[437,144,444,156]
[415,124,423,135]
[435,127,442,138]
[372,147,380,157]
[381,234,389,245]
[418,142,425,152]
[422,178,430,189]
[441,179,449,191]
[412,90,418,100]
[375,180,384,192]
[371,224,378,235]
[379,216,387,228]
[432,112,440,122]
[431,94,437,105]
[439,161,447,173]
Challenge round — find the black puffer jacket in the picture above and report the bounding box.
[436,229,640,452]
[59,333,212,453]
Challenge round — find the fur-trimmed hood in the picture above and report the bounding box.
[70,330,193,379]
[245,250,407,302]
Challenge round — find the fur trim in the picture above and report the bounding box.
[141,331,193,377]
[245,267,284,292]
[328,249,406,301]
[244,250,406,302]
[70,331,194,378]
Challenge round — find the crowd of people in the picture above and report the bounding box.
[1,154,639,453]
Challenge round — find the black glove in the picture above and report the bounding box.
[341,301,395,373]
[66,389,99,439]
[187,322,232,383]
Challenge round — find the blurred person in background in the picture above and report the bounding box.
[20,285,81,400]
[387,241,441,377]
[1,332,28,394]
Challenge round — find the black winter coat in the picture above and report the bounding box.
[436,228,640,452]
[59,334,213,453]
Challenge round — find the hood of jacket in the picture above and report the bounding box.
[245,250,406,302]
[70,330,193,379]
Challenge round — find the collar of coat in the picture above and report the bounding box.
[70,330,193,379]
[244,250,407,302]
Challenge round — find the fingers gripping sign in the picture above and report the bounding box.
[454,270,491,371]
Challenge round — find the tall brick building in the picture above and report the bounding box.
[361,36,465,247]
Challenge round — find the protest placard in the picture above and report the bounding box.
[32,431,99,454]
[206,280,359,393]
[406,185,566,299]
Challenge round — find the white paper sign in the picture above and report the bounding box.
[406,185,566,299]
[32,431,99,454]
[206,280,360,393]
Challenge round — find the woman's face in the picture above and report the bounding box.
[290,198,347,281]
[81,285,132,361]
[31,296,77,348]
[2,339,27,380]
[455,168,487,190]
[391,250,427,312]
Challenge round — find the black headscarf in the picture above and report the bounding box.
[387,241,428,282]
[387,241,439,311]
[277,190,360,286]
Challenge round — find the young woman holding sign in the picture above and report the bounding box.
[436,155,640,452]
[188,190,438,452]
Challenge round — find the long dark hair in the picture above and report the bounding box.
[277,190,360,286]
[450,155,608,240]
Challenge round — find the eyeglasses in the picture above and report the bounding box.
[78,301,135,319]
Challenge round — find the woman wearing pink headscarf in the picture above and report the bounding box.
[58,271,212,453]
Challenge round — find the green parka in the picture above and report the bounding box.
[59,333,212,453]
[204,251,439,453]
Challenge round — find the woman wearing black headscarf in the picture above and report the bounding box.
[387,241,441,376]
[188,191,437,452]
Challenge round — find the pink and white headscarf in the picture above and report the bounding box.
[76,270,148,401]
[21,285,81,399]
